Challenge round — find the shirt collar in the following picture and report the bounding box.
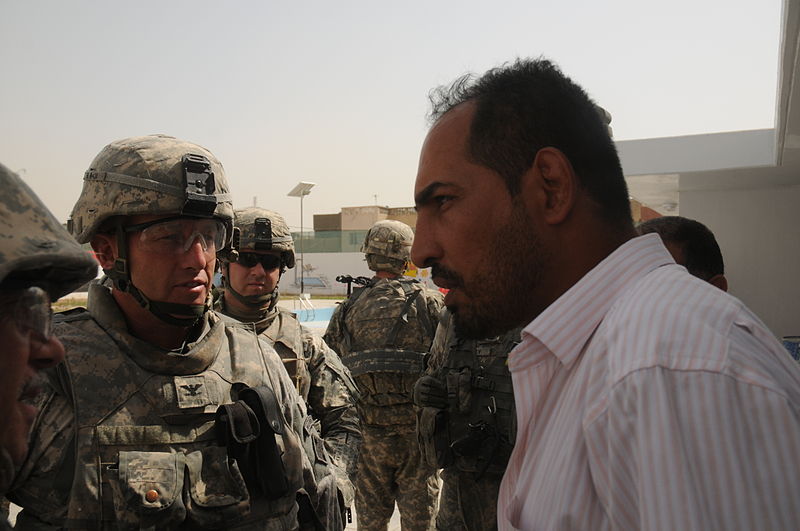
[509,233,675,372]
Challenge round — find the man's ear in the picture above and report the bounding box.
[521,147,577,225]
[91,234,118,270]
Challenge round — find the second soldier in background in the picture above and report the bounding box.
[415,310,521,530]
[325,220,443,531]
[216,207,361,530]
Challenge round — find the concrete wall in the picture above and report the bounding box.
[314,213,341,231]
[341,206,389,230]
[680,183,800,338]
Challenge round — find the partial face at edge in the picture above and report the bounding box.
[412,103,548,338]
[0,294,65,464]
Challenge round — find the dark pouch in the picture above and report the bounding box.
[238,385,293,499]
[418,407,453,469]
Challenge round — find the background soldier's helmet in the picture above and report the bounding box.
[362,220,414,274]
[0,163,97,299]
[69,134,234,245]
[233,207,295,269]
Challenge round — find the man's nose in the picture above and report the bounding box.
[181,237,210,268]
[411,214,440,268]
[30,334,66,370]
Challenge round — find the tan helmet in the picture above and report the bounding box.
[0,163,97,299]
[233,207,295,269]
[362,220,414,274]
[68,135,233,326]
[69,134,233,244]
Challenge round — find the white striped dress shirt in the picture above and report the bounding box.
[498,233,800,530]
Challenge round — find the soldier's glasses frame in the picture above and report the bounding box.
[0,286,53,342]
[233,252,282,271]
[124,216,227,256]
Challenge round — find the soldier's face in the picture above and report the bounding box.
[0,291,65,463]
[227,250,281,296]
[412,103,547,338]
[124,214,216,307]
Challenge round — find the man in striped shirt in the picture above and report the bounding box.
[411,57,800,529]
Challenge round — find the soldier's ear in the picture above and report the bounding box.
[90,233,118,270]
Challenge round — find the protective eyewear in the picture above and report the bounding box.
[233,252,282,270]
[124,217,227,256]
[2,286,53,342]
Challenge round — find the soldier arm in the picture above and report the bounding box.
[322,303,346,356]
[425,308,452,374]
[301,325,361,482]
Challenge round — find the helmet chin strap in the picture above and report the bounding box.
[106,224,208,327]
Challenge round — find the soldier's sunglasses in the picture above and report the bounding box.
[233,252,282,271]
[0,286,53,342]
[124,217,226,256]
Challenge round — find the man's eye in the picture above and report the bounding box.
[435,195,454,206]
[155,232,182,243]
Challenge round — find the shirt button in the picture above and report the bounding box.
[145,490,159,503]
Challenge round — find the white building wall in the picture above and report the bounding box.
[680,183,800,338]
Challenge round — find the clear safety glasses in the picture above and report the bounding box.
[0,286,54,342]
[124,217,227,256]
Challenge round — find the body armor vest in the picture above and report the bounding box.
[338,278,436,427]
[420,319,521,478]
[53,308,303,530]
[217,304,311,400]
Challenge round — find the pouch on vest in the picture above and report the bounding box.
[183,446,251,528]
[107,451,187,530]
[215,384,304,500]
[446,368,473,413]
[418,407,453,469]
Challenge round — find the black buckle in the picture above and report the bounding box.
[182,154,217,217]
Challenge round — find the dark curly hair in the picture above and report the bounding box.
[428,57,631,228]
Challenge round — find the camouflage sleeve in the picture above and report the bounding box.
[301,325,361,482]
[322,303,346,356]
[425,308,453,374]
[425,289,445,332]
[7,386,74,528]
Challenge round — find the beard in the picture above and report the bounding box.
[437,201,547,339]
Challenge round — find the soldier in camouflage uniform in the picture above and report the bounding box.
[6,135,326,530]
[215,207,361,529]
[414,310,521,530]
[324,220,443,531]
[0,163,97,530]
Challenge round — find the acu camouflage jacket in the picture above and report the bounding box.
[8,283,318,530]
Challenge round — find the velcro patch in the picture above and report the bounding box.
[174,375,210,409]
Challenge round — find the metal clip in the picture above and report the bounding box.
[487,396,497,414]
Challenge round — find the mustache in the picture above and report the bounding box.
[431,264,464,287]
[19,371,47,403]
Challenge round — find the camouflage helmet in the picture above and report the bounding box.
[0,163,97,300]
[68,134,234,245]
[362,220,414,273]
[233,207,295,269]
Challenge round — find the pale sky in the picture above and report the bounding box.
[0,0,782,231]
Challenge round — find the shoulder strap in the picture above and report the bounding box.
[338,283,370,352]
[385,283,422,348]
